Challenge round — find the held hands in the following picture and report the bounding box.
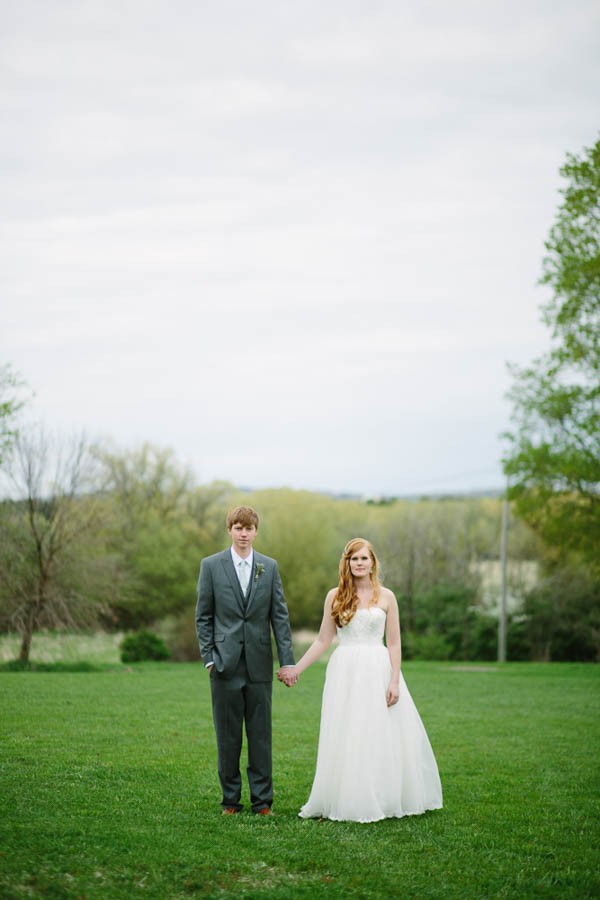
[386,680,400,707]
[277,666,299,687]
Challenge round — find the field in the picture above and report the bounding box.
[1,643,599,898]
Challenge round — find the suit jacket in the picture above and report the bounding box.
[195,549,295,681]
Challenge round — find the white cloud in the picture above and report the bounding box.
[1,0,598,495]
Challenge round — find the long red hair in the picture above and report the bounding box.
[331,538,381,627]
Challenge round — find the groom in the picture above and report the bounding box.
[195,505,296,815]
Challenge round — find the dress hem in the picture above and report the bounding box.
[298,803,443,823]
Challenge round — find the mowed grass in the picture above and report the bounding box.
[1,655,599,899]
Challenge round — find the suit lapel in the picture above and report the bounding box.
[220,551,245,610]
[245,553,262,613]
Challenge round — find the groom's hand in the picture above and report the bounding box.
[277,666,298,687]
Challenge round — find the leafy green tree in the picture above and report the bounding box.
[96,444,231,627]
[186,480,238,557]
[503,137,600,567]
[248,488,344,628]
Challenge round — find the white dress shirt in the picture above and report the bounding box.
[231,547,254,589]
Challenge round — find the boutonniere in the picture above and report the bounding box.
[254,563,265,582]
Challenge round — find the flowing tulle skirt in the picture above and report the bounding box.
[299,642,443,822]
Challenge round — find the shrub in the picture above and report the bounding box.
[157,612,201,662]
[465,612,498,661]
[412,630,453,660]
[507,616,530,661]
[120,630,170,663]
[522,567,600,662]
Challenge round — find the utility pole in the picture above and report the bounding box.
[498,490,509,663]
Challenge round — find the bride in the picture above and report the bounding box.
[280,538,443,823]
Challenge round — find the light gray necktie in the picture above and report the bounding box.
[238,559,249,594]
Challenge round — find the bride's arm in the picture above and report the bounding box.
[282,591,337,683]
[384,590,401,706]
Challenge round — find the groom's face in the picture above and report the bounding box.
[228,522,257,558]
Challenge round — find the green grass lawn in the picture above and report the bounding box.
[1,656,599,899]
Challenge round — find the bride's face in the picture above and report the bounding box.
[349,546,373,579]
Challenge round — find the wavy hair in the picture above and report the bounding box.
[331,538,381,627]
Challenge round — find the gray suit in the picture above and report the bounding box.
[195,548,295,811]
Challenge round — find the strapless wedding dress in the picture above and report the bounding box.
[299,607,443,822]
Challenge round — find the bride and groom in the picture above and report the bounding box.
[195,505,442,822]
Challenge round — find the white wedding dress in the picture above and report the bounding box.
[299,607,443,822]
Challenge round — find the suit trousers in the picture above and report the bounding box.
[210,652,273,812]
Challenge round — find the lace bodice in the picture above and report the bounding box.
[337,607,386,645]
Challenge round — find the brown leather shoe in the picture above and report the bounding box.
[222,807,241,815]
[256,807,273,816]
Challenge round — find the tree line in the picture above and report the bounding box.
[0,430,595,664]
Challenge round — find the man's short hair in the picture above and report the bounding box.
[226,505,260,530]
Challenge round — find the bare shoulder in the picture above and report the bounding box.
[324,588,337,611]
[379,586,398,612]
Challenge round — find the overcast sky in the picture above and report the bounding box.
[2,0,599,497]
